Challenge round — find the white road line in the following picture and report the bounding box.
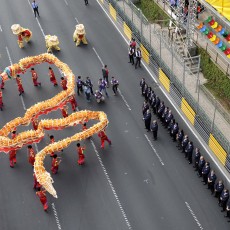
[90,140,132,230]
[52,203,63,230]
[0,25,2,32]
[118,89,131,111]
[144,134,164,166]
[185,202,204,230]
[92,47,104,66]
[64,0,68,6]
[96,0,230,183]
[75,17,79,23]
[6,46,27,110]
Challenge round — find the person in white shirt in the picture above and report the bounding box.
[32,0,40,18]
[135,47,142,69]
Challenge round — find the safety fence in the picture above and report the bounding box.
[98,0,230,172]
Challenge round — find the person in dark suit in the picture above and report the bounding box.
[219,189,229,212]
[185,141,194,164]
[214,180,224,200]
[176,129,184,149]
[129,46,135,65]
[181,135,189,153]
[84,0,89,5]
[197,156,205,177]
[207,170,217,194]
[151,120,158,140]
[224,200,230,221]
[202,162,210,184]
[143,109,151,131]
[142,101,149,116]
[193,148,201,171]
[140,78,146,96]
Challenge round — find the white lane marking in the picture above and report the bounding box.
[6,46,27,110]
[144,134,164,166]
[64,0,68,6]
[92,47,132,111]
[90,140,132,230]
[118,89,131,111]
[0,25,2,32]
[27,0,45,38]
[92,47,104,66]
[185,202,204,230]
[96,0,230,183]
[75,17,79,23]
[52,203,63,230]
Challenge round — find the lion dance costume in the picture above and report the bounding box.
[11,24,32,48]
[45,35,61,53]
[73,24,88,46]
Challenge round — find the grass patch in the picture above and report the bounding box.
[135,0,169,26]
[199,47,230,111]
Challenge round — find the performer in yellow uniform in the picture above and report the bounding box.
[73,24,88,46]
[45,35,61,53]
[11,24,32,48]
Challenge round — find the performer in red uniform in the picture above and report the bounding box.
[28,145,35,167]
[16,75,24,96]
[1,79,5,90]
[61,106,68,118]
[77,143,85,165]
[11,130,17,139]
[9,150,17,168]
[69,95,77,111]
[60,77,67,90]
[98,129,112,149]
[82,123,87,131]
[0,91,3,111]
[51,154,61,174]
[31,68,41,86]
[49,135,55,157]
[36,187,48,211]
[33,173,41,190]
[48,67,58,86]
[32,118,39,130]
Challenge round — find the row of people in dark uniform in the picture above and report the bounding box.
[140,77,230,222]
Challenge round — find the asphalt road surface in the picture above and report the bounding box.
[0,0,229,229]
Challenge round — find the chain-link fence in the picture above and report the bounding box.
[101,0,230,170]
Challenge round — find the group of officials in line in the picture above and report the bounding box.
[140,78,230,222]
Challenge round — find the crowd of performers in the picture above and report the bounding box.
[140,78,230,222]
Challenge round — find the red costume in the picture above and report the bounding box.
[31,69,41,86]
[61,78,67,90]
[16,77,24,95]
[1,79,5,89]
[32,119,39,130]
[11,131,17,139]
[28,147,35,166]
[49,68,58,86]
[82,123,87,131]
[36,189,48,211]
[77,146,85,165]
[69,95,77,111]
[0,91,3,111]
[18,29,31,42]
[9,150,17,168]
[61,107,68,118]
[33,173,41,190]
[98,130,112,149]
[51,158,60,174]
[50,137,55,157]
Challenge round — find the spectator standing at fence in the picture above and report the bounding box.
[135,48,142,69]
[32,0,40,18]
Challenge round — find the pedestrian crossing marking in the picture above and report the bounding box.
[124,22,132,40]
[140,44,150,64]
[159,69,170,92]
[181,98,195,125]
[209,134,227,166]
[109,4,117,21]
